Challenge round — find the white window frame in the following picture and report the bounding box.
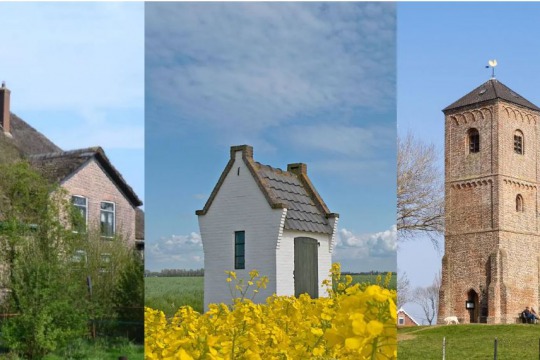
[99,253,112,273]
[71,195,88,233]
[72,250,88,264]
[398,317,405,325]
[100,201,116,239]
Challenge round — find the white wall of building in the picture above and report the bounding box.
[198,150,284,310]
[277,229,333,298]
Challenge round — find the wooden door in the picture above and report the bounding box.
[294,237,318,298]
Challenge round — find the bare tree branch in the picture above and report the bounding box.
[397,270,411,309]
[397,133,444,247]
[412,272,441,325]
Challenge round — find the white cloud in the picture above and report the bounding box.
[147,227,397,272]
[334,226,397,261]
[146,232,204,270]
[146,3,395,137]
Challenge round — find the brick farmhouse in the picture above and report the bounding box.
[0,82,143,249]
[397,307,419,327]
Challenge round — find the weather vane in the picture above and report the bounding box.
[486,59,497,79]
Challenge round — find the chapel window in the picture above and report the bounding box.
[468,128,480,153]
[514,130,524,155]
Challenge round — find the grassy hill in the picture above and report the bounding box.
[398,324,540,359]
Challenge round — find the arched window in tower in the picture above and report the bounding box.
[514,130,524,155]
[516,194,524,212]
[468,128,480,153]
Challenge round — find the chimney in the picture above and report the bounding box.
[230,144,253,159]
[287,163,307,175]
[0,81,11,135]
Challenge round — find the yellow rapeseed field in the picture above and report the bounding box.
[145,264,397,360]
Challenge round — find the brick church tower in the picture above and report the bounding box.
[438,77,540,324]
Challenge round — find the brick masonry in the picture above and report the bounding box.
[61,158,137,246]
[439,98,540,324]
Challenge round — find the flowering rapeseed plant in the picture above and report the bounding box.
[225,269,269,302]
[145,263,397,359]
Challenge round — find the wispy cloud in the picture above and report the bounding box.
[282,124,395,157]
[1,3,144,150]
[146,2,395,139]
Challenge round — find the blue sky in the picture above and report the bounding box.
[398,3,540,324]
[0,3,144,205]
[145,3,397,273]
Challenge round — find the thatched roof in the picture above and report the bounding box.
[28,147,143,207]
[5,113,62,155]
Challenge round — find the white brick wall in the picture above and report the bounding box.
[277,229,332,298]
[199,150,284,310]
[199,149,336,310]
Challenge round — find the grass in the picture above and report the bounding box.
[398,324,540,359]
[350,274,397,291]
[145,276,204,317]
[145,273,396,318]
[0,337,143,360]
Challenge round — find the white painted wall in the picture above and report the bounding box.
[277,229,333,298]
[198,150,284,310]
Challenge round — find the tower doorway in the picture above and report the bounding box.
[467,289,479,323]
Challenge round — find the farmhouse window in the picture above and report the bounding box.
[468,128,480,153]
[514,130,524,154]
[398,317,404,325]
[72,250,87,264]
[71,195,87,232]
[235,231,245,269]
[100,202,115,238]
[100,253,112,273]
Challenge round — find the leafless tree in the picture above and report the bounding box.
[397,133,444,246]
[397,270,411,309]
[412,272,441,325]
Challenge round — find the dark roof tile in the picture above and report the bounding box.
[444,79,540,112]
[197,145,338,235]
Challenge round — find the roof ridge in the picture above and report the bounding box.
[28,146,101,160]
[398,307,420,325]
[490,79,498,98]
[255,161,295,177]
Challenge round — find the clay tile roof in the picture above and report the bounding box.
[196,145,338,235]
[444,79,540,112]
[28,147,143,207]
